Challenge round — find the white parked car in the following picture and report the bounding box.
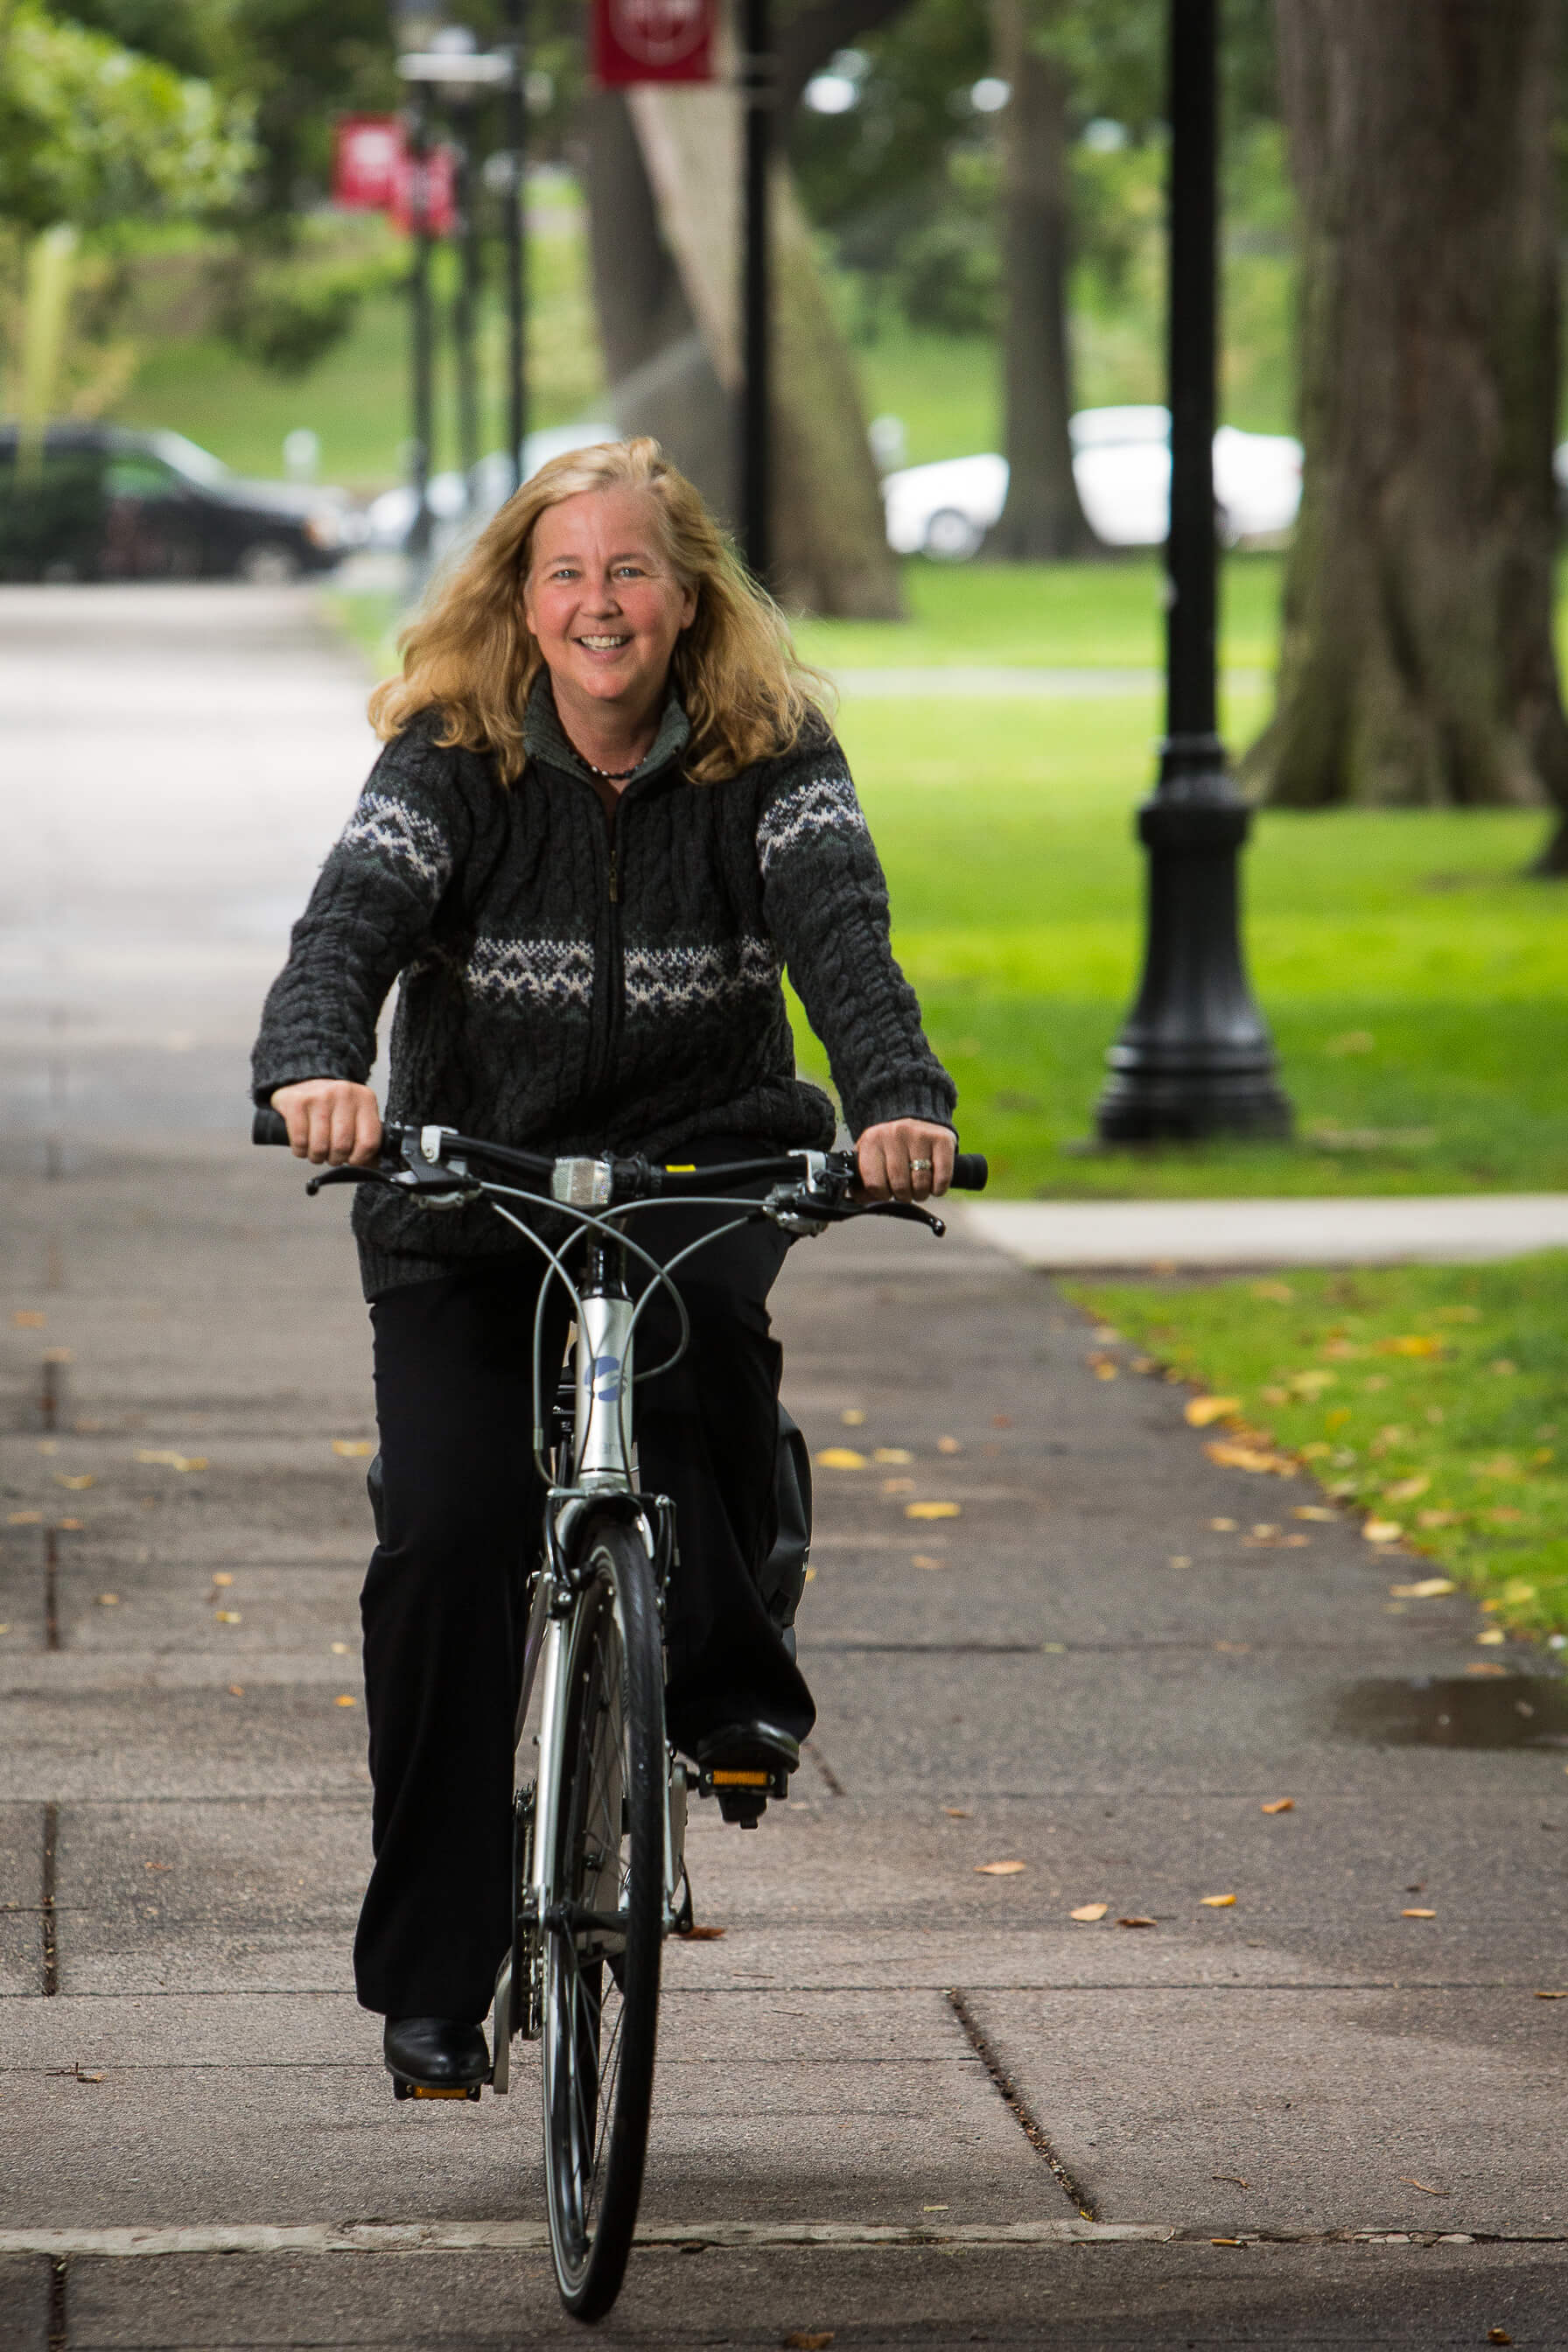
[880,406,1303,560]
[365,421,620,552]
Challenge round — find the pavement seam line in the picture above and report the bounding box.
[46,2252,66,2352]
[3,2223,1564,2259]
[40,1802,59,1998]
[946,1987,1098,2221]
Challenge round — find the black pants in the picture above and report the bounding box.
[353,1179,815,2022]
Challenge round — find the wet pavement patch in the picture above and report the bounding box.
[1334,1675,1568,1749]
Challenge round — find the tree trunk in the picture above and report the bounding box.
[1245,0,1568,872]
[984,0,1099,561]
[581,70,903,618]
[581,88,734,528]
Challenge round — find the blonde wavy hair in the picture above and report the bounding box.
[368,437,829,785]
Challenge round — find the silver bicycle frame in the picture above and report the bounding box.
[490,1197,687,2091]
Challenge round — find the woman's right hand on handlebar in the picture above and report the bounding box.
[270,1079,382,1167]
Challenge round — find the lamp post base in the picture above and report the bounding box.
[1095,754,1292,1145]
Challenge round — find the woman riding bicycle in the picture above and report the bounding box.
[251,437,956,2097]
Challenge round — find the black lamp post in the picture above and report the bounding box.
[404,88,437,576]
[395,6,516,575]
[1094,0,1290,1144]
[738,0,774,581]
[503,0,528,493]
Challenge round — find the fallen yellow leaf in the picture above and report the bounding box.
[211,1572,234,1587]
[906,1500,961,1520]
[873,1447,914,1465]
[1362,1518,1404,1544]
[331,1641,351,1655]
[1209,1516,1238,1531]
[1382,1474,1431,1503]
[1069,1901,1109,1922]
[936,1435,961,1453]
[976,1860,1026,1876]
[1397,2177,1450,2195]
[332,1438,374,1458]
[880,1477,914,1494]
[816,1447,866,1470]
[1476,1628,1507,1646]
[1292,1505,1335,1521]
[1466,1661,1508,1677]
[1200,1894,1237,1908]
[1417,1508,1460,1528]
[228,1684,245,1698]
[135,1451,206,1474]
[214,1610,242,1625]
[1261,1798,1294,1815]
[12,1309,46,1327]
[911,1554,944,1570]
[53,1474,94,1491]
[1088,1354,1118,1381]
[1206,1441,1294,1474]
[8,1511,41,1526]
[57,1518,82,1531]
[335,1694,357,1708]
[1186,1396,1242,1427]
[97,1593,119,1606]
[1376,1334,1443,1357]
[1535,1990,1568,1999]
[1250,1281,1293,1302]
[943,1807,970,1818]
[1390,1578,1455,1600]
[839,1409,866,1427]
[1402,1908,1436,1919]
[1116,1915,1157,1928]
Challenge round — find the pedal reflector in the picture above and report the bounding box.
[710,1768,770,1786]
[411,2084,480,2100]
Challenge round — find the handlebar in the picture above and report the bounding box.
[252,1106,986,1196]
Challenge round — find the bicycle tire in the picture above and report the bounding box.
[541,1515,666,2319]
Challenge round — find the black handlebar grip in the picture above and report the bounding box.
[950,1153,988,1191]
[252,1107,290,1147]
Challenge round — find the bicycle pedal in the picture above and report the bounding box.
[716,1788,767,1827]
[391,2076,482,2102]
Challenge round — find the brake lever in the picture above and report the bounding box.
[861,1200,947,1236]
[304,1165,393,1196]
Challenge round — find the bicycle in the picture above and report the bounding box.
[254,1107,986,2320]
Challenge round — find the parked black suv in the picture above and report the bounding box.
[0,423,356,583]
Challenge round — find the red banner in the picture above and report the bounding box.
[332,116,405,212]
[592,0,714,86]
[388,143,458,237]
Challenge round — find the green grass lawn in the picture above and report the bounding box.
[1065,1259,1568,1643]
[326,554,1568,1203]
[115,202,606,495]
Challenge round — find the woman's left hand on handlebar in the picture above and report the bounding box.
[854,1119,956,1204]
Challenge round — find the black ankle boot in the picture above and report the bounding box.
[383,2016,489,2094]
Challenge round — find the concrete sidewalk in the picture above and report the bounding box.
[962,1193,1568,1270]
[1,584,1564,2349]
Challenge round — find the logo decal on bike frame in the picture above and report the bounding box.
[592,1354,622,1404]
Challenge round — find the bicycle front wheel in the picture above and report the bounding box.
[542,1515,666,2320]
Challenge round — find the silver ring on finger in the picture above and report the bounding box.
[909,1158,933,1172]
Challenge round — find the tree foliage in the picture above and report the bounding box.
[0,0,255,233]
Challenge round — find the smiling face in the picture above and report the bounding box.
[523,485,697,734]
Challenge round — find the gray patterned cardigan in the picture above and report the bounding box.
[251,679,956,1296]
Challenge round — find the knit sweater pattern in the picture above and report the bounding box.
[251,682,956,1296]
